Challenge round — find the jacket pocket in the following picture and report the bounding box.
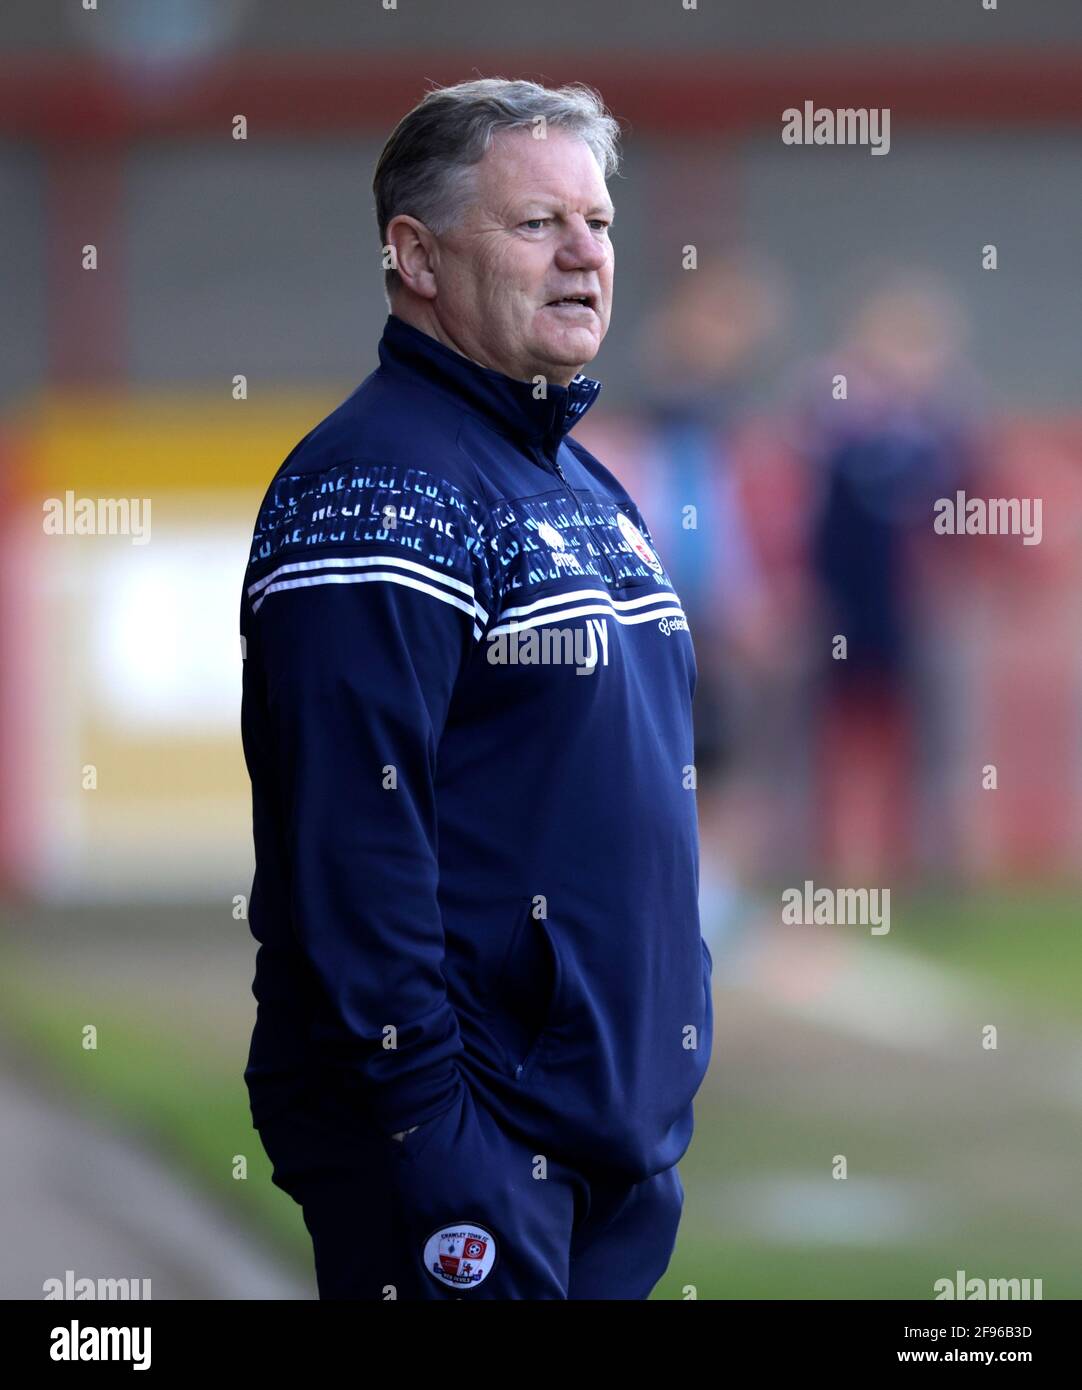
[384,1084,464,1165]
[483,897,562,1082]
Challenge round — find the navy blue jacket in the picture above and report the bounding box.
[240,313,713,1184]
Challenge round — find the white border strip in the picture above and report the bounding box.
[251,570,482,639]
[248,552,486,622]
[249,552,477,604]
[497,586,677,621]
[489,598,686,637]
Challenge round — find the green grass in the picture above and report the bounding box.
[2,887,1080,1299]
[0,941,312,1267]
[656,1238,1071,1300]
[890,887,1082,1024]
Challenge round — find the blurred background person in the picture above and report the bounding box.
[612,255,789,957]
[787,269,986,882]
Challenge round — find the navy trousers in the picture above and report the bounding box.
[255,1076,684,1299]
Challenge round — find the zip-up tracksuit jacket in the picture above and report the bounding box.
[240,313,714,1298]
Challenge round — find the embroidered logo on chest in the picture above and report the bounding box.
[616,511,664,576]
[537,520,585,573]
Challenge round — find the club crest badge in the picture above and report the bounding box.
[616,511,664,575]
[423,1222,498,1290]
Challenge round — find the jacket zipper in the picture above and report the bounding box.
[540,444,620,584]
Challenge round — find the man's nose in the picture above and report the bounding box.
[553,215,608,270]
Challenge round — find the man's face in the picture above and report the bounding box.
[429,127,615,386]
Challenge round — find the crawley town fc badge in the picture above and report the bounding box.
[616,511,664,575]
[423,1222,498,1290]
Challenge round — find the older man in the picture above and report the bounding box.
[241,77,713,1300]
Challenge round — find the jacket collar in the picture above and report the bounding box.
[377,312,602,454]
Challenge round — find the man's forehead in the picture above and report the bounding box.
[497,189,616,218]
[475,128,612,212]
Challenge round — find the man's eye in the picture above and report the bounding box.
[522,219,550,230]
[590,221,611,232]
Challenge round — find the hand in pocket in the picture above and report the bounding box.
[384,1071,575,1297]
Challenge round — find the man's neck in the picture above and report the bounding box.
[388,301,577,388]
[390,302,488,372]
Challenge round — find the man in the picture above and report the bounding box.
[240,77,713,1300]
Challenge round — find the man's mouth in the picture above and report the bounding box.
[544,293,597,312]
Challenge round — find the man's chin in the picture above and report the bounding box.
[532,323,603,377]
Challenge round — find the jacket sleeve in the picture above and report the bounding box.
[243,460,498,1135]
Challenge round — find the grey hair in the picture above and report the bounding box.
[372,77,622,301]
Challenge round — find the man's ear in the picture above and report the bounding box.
[386,214,439,301]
